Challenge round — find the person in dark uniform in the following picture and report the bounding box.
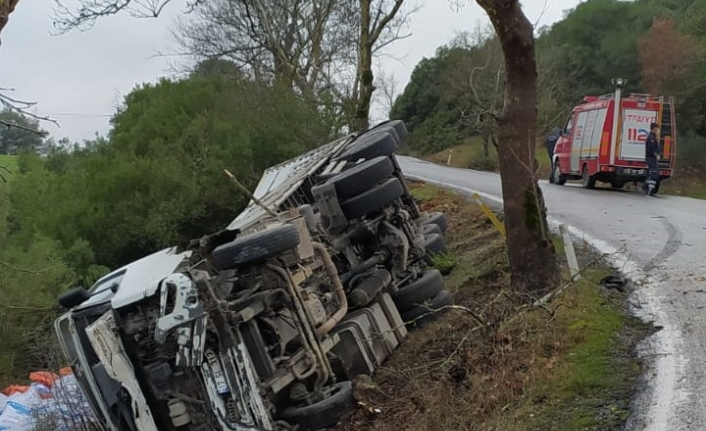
[545,127,561,182]
[644,122,660,196]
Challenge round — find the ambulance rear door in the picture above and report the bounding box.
[618,108,658,162]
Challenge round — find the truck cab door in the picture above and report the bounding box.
[556,113,574,173]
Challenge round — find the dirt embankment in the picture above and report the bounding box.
[334,182,652,431]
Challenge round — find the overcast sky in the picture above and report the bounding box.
[0,0,584,142]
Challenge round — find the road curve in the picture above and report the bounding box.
[398,155,706,431]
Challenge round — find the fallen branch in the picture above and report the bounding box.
[0,259,57,275]
[533,245,626,307]
[0,300,54,312]
[223,168,279,218]
[436,324,484,371]
[0,163,9,183]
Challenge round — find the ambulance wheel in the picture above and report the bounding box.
[581,166,596,189]
[652,180,661,195]
[553,162,567,186]
[610,181,625,190]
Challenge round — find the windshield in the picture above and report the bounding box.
[88,269,126,294]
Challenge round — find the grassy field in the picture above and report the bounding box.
[336,182,651,431]
[425,139,706,199]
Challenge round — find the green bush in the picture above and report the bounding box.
[0,74,334,382]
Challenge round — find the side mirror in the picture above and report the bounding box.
[58,287,91,309]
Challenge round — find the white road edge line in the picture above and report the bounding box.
[405,173,686,431]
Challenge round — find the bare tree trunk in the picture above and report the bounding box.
[354,0,374,132]
[0,0,20,43]
[354,56,374,132]
[475,0,559,294]
[352,0,405,133]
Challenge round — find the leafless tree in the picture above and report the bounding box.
[175,0,355,107]
[373,60,400,116]
[445,25,569,160]
[352,0,414,131]
[535,37,578,136]
[53,0,417,131]
[52,0,200,32]
[2,1,59,136]
[474,0,559,294]
[446,27,504,159]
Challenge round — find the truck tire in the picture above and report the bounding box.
[392,269,445,312]
[277,381,357,431]
[418,211,448,232]
[423,233,447,255]
[401,289,453,328]
[339,178,404,220]
[553,162,567,186]
[326,156,394,199]
[611,181,625,190]
[422,223,442,236]
[336,129,398,162]
[581,165,596,189]
[367,119,408,142]
[211,224,300,270]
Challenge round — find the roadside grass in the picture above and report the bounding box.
[336,182,651,431]
[425,139,552,178]
[425,139,706,199]
[660,162,706,199]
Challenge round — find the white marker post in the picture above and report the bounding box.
[560,223,581,281]
[534,223,582,307]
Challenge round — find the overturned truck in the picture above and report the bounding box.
[54,120,451,431]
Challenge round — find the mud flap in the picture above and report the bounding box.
[85,313,159,431]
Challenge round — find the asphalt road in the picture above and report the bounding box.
[398,155,706,431]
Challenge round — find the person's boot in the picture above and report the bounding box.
[645,179,656,197]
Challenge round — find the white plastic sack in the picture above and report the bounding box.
[48,374,96,428]
[0,387,43,431]
[29,384,51,401]
[0,374,97,431]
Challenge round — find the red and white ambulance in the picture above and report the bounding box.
[551,78,677,194]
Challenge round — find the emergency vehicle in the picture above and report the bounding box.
[551,78,676,194]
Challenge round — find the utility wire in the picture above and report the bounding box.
[48,113,113,117]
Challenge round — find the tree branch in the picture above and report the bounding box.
[369,0,403,43]
[0,89,59,127]
[0,118,48,135]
